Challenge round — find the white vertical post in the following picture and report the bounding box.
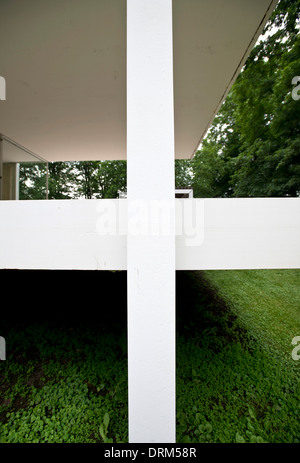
[16,163,20,200]
[0,135,3,200]
[127,0,176,443]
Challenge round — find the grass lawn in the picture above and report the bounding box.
[0,269,299,443]
[203,269,300,362]
[176,270,300,443]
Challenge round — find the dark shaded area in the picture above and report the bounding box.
[176,271,249,348]
[1,269,243,341]
[0,270,129,437]
[0,268,246,373]
[0,269,127,325]
[176,271,231,331]
[0,270,128,367]
[0,269,251,377]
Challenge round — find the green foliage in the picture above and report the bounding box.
[175,160,193,189]
[0,270,299,443]
[191,0,300,198]
[99,413,113,443]
[0,319,128,443]
[74,160,127,199]
[176,270,300,444]
[19,163,48,200]
[47,162,76,199]
[20,160,127,200]
[192,141,226,197]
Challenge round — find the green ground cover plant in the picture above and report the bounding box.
[0,270,299,443]
[0,320,128,443]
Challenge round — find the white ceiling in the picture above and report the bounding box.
[0,0,277,162]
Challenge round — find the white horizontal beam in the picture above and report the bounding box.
[176,198,300,270]
[0,199,127,270]
[0,198,299,270]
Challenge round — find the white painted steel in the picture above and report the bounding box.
[0,76,5,101]
[0,136,3,200]
[176,198,300,270]
[127,0,176,443]
[0,200,127,270]
[0,199,299,271]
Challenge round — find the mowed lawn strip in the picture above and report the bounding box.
[203,269,300,361]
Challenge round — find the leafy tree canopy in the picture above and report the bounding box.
[191,0,300,198]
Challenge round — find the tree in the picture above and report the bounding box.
[20,159,127,200]
[96,161,127,199]
[47,162,76,199]
[175,159,193,189]
[192,0,300,198]
[74,161,127,199]
[19,162,48,200]
[191,141,227,198]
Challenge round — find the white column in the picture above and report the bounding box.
[0,135,3,200]
[127,0,176,443]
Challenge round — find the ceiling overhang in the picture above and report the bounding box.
[0,0,278,162]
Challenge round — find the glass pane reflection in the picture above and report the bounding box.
[0,135,48,200]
